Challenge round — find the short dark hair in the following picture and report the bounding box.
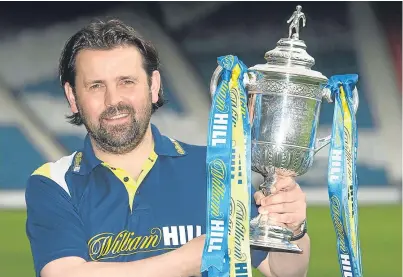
[59,18,165,125]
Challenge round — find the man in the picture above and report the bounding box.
[25,19,310,277]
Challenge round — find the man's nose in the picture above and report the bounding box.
[104,87,121,107]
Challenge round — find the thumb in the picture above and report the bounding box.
[254,190,265,205]
[272,176,296,193]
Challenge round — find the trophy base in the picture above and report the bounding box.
[250,223,303,253]
[250,237,302,253]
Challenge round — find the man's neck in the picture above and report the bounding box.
[91,125,154,180]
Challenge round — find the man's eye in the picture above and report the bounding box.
[122,80,135,86]
[89,84,102,90]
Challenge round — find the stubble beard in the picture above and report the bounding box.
[79,98,152,155]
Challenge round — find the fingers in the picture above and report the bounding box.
[271,176,297,193]
[254,190,265,205]
[254,177,307,232]
[261,189,303,206]
[255,178,302,206]
[258,201,302,215]
[267,213,301,225]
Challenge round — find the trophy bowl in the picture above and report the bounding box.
[210,5,359,253]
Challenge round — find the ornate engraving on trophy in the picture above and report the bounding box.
[251,143,313,178]
[256,79,322,100]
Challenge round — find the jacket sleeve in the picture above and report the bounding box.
[25,173,88,277]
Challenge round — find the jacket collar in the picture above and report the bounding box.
[71,124,187,175]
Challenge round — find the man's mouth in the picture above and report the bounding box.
[103,113,130,121]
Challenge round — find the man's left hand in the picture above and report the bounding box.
[254,176,306,234]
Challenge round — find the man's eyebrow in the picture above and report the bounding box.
[84,79,104,86]
[117,75,139,81]
[83,76,139,86]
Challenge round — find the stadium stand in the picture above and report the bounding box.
[0,2,401,207]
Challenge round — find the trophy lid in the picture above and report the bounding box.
[250,5,327,82]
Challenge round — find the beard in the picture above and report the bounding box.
[78,97,152,155]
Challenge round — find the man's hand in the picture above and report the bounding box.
[254,177,310,277]
[254,176,306,234]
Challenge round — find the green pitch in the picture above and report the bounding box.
[0,205,401,277]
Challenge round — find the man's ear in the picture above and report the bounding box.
[150,70,161,104]
[65,82,78,113]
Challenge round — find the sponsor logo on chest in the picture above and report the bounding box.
[88,225,202,260]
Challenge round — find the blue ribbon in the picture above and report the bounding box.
[202,56,236,277]
[326,74,363,277]
[202,55,254,277]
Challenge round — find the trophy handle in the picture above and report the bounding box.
[210,65,254,97]
[314,86,359,153]
[210,65,223,97]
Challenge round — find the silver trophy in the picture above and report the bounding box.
[210,6,359,253]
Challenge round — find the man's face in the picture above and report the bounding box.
[65,46,160,154]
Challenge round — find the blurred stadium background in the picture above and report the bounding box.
[0,1,401,277]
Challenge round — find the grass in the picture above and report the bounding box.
[0,205,401,277]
